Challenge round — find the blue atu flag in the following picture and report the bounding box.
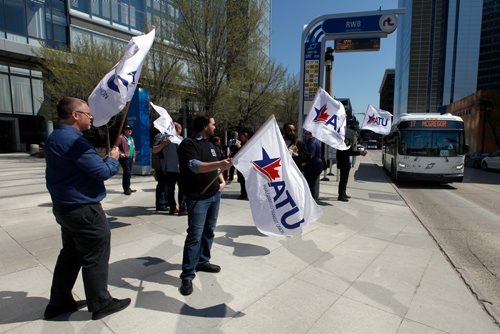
[127,87,150,172]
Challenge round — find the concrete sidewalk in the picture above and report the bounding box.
[0,153,498,333]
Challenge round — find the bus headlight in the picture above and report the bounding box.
[398,162,407,168]
[455,164,464,170]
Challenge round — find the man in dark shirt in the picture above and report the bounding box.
[336,139,368,202]
[44,97,130,320]
[177,114,232,296]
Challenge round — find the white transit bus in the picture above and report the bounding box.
[382,113,467,182]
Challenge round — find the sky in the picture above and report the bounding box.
[270,0,400,122]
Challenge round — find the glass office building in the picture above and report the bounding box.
[394,0,448,117]
[0,0,273,152]
[442,0,483,104]
[478,0,500,90]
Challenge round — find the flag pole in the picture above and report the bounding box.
[113,101,131,147]
[200,170,222,196]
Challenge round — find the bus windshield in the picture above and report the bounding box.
[399,130,465,157]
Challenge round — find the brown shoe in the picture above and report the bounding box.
[177,210,188,216]
[169,208,179,215]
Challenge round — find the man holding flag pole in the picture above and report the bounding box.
[177,114,232,296]
[302,87,369,201]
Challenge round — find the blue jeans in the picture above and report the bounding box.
[180,191,221,280]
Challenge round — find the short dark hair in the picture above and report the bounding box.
[191,113,211,133]
[57,97,86,120]
[283,123,295,132]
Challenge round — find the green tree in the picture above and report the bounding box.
[172,0,266,116]
[217,53,286,131]
[274,73,300,126]
[35,38,122,121]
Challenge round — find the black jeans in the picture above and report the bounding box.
[49,203,112,312]
[155,169,169,209]
[237,170,247,199]
[338,167,351,197]
[119,157,133,191]
[165,171,186,210]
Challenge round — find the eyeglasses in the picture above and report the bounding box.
[75,110,93,119]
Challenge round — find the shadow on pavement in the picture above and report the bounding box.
[108,256,180,291]
[354,163,390,183]
[106,206,156,217]
[135,288,244,318]
[0,291,48,324]
[215,225,270,257]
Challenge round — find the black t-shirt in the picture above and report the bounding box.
[178,136,219,199]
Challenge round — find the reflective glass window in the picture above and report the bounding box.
[27,0,45,39]
[11,76,33,115]
[0,74,12,113]
[92,0,111,20]
[71,0,91,13]
[112,0,129,26]
[4,0,27,36]
[32,78,44,114]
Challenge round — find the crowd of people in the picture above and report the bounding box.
[43,96,367,321]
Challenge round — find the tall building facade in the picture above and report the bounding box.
[0,0,272,153]
[442,0,483,104]
[394,0,448,116]
[477,0,500,90]
[379,69,395,114]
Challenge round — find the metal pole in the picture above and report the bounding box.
[321,47,334,181]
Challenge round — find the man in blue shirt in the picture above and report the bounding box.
[44,97,130,321]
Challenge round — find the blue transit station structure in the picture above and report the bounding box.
[298,9,405,132]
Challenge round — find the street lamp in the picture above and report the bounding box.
[321,47,334,181]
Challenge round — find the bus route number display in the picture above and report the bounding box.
[410,120,447,128]
[400,120,463,130]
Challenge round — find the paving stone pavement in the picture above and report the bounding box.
[0,153,498,334]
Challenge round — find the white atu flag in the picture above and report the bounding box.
[89,29,156,127]
[361,104,392,135]
[151,102,181,144]
[304,87,349,151]
[232,115,322,237]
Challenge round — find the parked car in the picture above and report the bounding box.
[481,151,500,171]
[465,152,489,168]
[366,140,378,149]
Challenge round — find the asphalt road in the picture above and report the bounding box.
[369,150,500,324]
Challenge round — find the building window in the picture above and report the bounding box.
[4,0,28,36]
[11,76,34,115]
[0,65,45,116]
[32,78,44,114]
[112,0,129,26]
[0,73,12,113]
[92,0,111,20]
[71,0,91,13]
[26,0,45,39]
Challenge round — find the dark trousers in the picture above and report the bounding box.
[304,170,321,200]
[49,203,112,312]
[155,169,169,209]
[237,170,247,199]
[119,157,133,191]
[338,167,351,197]
[228,166,236,181]
[166,171,186,210]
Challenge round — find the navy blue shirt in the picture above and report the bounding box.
[45,124,119,205]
